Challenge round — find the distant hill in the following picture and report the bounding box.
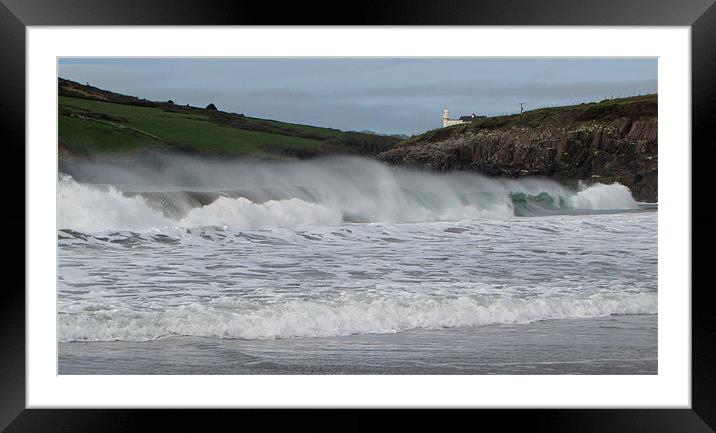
[58,78,400,159]
[379,94,658,202]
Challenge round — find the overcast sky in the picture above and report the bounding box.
[58,58,657,135]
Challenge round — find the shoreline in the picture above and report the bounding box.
[59,314,657,375]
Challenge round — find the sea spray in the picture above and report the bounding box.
[58,174,173,232]
[568,181,640,210]
[58,199,658,343]
[179,197,343,229]
[58,157,644,232]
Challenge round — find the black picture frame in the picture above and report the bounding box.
[2,0,714,431]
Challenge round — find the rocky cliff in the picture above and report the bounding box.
[379,95,658,202]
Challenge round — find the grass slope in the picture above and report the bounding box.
[415,94,658,143]
[60,96,326,156]
[58,78,399,158]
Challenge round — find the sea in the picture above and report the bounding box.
[57,156,657,374]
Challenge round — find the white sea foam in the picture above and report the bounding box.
[568,182,639,210]
[57,157,644,232]
[58,175,172,231]
[179,197,343,229]
[57,157,657,349]
[58,199,658,344]
[58,292,657,342]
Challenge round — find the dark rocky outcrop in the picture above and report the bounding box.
[378,95,658,202]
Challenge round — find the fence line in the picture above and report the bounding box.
[478,92,653,118]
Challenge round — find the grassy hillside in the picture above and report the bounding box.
[58,78,399,158]
[378,93,658,201]
[415,94,657,144]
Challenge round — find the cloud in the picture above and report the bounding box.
[330,78,657,100]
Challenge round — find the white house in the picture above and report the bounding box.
[442,110,484,128]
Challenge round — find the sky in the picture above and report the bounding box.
[58,58,657,135]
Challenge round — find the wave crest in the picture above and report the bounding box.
[58,157,644,232]
[179,197,343,229]
[568,182,639,210]
[58,175,172,232]
[58,292,656,342]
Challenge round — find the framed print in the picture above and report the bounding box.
[3,0,716,431]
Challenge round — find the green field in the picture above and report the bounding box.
[59,115,163,155]
[417,94,658,143]
[59,96,331,156]
[57,77,401,158]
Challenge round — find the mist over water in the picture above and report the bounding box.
[58,156,656,354]
[58,156,640,232]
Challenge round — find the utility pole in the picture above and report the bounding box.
[519,102,525,114]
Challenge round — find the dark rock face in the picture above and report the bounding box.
[378,99,658,202]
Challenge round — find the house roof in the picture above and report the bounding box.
[459,114,486,121]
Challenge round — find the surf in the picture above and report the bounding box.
[58,291,657,342]
[58,156,645,232]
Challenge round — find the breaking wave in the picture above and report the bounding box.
[180,197,344,230]
[58,156,642,232]
[58,291,656,342]
[58,176,174,232]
